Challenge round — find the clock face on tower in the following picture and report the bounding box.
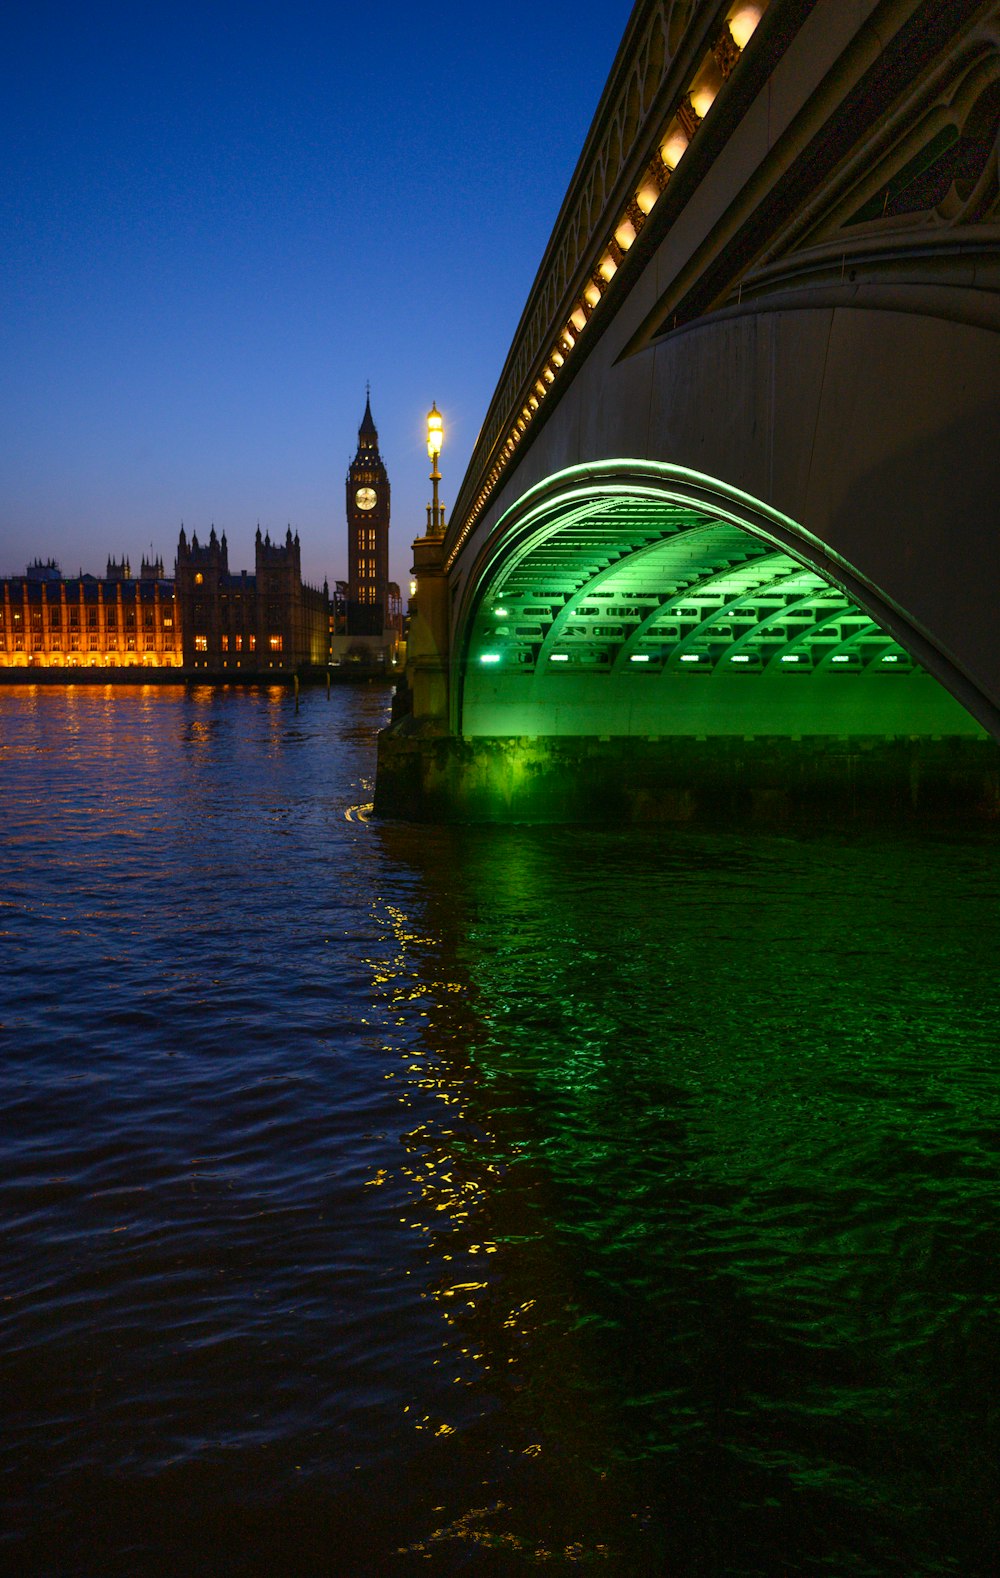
[355,486,377,511]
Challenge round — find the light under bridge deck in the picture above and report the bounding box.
[457,483,981,742]
[378,471,999,824]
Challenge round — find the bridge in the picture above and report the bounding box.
[378,0,1000,821]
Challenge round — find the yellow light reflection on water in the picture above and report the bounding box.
[359,898,510,1436]
[357,886,623,1567]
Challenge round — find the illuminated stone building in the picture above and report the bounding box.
[1,527,328,676]
[174,525,328,674]
[345,396,390,635]
[0,558,180,669]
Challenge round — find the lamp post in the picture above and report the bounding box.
[426,403,444,536]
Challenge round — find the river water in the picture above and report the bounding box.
[1,683,997,1577]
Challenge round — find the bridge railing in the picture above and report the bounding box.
[445,0,781,569]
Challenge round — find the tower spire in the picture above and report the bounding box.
[358,390,378,450]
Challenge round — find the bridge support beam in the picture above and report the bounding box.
[374,732,1000,826]
[404,534,451,728]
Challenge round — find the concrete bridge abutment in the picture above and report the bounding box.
[374,729,1000,826]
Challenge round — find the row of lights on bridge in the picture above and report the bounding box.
[481,649,904,670]
[449,1,767,560]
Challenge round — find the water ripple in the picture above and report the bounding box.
[0,686,997,1575]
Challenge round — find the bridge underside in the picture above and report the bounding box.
[375,467,997,824]
[458,468,985,741]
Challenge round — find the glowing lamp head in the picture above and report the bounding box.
[661,129,689,170]
[426,403,443,460]
[728,4,763,50]
[636,180,660,216]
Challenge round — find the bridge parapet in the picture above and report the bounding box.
[447,0,784,559]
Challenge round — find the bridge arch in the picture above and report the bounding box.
[453,461,988,741]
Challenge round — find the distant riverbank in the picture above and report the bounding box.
[0,665,396,687]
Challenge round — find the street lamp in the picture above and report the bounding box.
[426,403,444,535]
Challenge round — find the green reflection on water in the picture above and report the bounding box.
[373,822,1000,1573]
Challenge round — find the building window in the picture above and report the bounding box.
[235,634,243,652]
[89,635,99,650]
[269,634,282,652]
[107,635,118,650]
[221,634,229,652]
[88,609,98,629]
[195,572,203,585]
[248,635,256,651]
[145,636,155,650]
[70,634,79,650]
[195,635,208,652]
[163,616,173,629]
[127,635,136,651]
[51,637,62,651]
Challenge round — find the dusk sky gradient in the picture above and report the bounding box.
[2,0,634,591]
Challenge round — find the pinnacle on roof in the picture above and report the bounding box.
[358,392,378,449]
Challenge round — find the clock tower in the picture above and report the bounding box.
[345,393,390,635]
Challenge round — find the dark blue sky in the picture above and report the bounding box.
[1,0,633,589]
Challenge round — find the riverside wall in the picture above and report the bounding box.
[375,729,1000,826]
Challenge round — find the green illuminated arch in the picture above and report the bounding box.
[453,462,986,740]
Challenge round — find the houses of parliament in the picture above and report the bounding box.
[0,401,402,677]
